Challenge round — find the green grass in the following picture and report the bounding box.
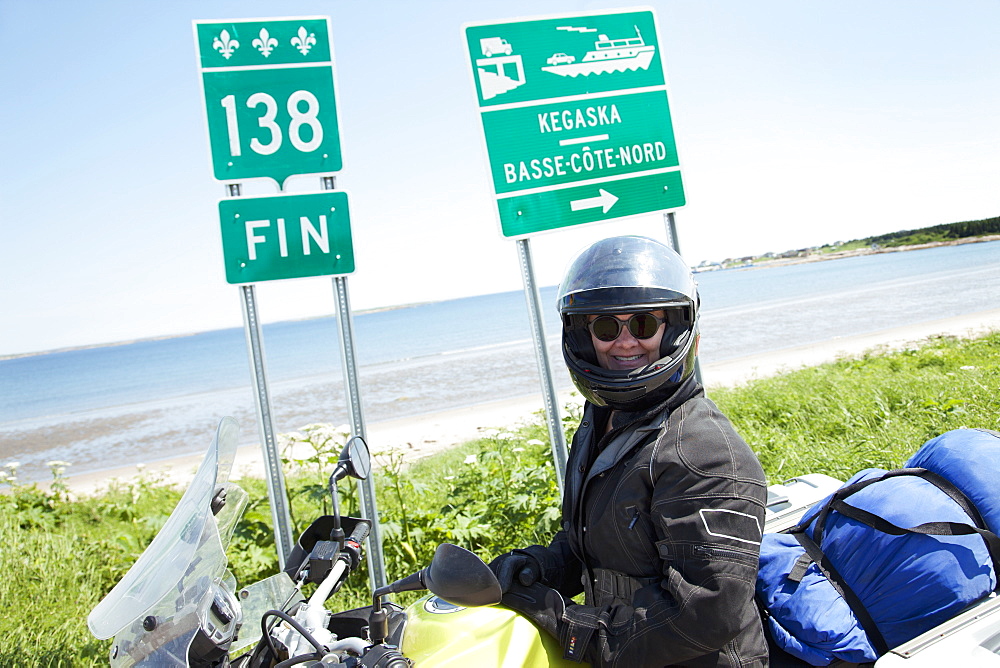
[714,333,1000,480]
[0,475,182,666]
[1,331,997,666]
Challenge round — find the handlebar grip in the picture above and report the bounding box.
[348,519,371,546]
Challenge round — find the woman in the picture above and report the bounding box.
[491,236,769,667]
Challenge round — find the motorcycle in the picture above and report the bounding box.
[89,418,1000,667]
[88,417,572,667]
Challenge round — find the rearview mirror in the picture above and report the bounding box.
[333,435,371,482]
[374,543,502,608]
[424,543,503,607]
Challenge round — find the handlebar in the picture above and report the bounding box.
[339,517,372,573]
[348,518,371,545]
[308,560,348,608]
[263,516,373,665]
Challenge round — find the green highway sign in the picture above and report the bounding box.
[464,9,685,237]
[218,191,353,283]
[194,17,343,187]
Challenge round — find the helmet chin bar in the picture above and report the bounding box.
[565,332,697,411]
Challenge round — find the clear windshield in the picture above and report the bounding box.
[87,417,244,666]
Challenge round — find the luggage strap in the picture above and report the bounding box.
[790,529,891,656]
[789,467,1000,657]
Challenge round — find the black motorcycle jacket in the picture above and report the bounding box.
[530,377,769,667]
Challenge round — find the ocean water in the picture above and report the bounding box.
[2,240,998,483]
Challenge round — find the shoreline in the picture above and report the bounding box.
[699,234,1000,273]
[6,236,997,362]
[54,308,1000,497]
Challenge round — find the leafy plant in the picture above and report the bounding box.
[280,422,353,519]
[1,331,998,664]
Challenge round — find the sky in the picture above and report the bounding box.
[2,0,998,356]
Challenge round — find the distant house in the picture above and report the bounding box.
[693,261,724,272]
[777,248,809,259]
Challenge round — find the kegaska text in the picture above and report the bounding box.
[537,104,623,133]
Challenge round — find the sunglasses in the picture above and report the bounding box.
[587,313,667,342]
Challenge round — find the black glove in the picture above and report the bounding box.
[501,581,567,639]
[488,550,541,593]
[358,645,411,668]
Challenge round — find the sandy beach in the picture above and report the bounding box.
[58,308,1000,496]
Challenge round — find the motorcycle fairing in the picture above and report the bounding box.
[87,417,247,666]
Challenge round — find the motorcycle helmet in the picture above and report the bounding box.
[558,235,699,410]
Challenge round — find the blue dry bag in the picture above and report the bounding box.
[757,429,1000,666]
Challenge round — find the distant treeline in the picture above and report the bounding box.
[863,215,1000,247]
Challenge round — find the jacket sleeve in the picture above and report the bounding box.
[556,399,769,666]
[544,530,585,598]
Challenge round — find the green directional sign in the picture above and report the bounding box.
[218,191,353,284]
[194,17,343,187]
[464,9,685,237]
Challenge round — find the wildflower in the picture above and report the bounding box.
[5,462,20,471]
[527,439,544,446]
[47,460,72,477]
[463,454,478,465]
[512,447,525,453]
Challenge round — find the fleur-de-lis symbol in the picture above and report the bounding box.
[252,28,278,57]
[212,29,240,59]
[291,26,317,55]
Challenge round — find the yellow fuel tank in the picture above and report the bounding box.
[401,596,582,667]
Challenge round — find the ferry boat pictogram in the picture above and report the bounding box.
[542,26,656,77]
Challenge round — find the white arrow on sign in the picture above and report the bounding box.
[570,188,619,214]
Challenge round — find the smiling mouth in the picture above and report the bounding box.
[611,354,648,368]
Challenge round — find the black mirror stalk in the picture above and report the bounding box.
[327,436,372,550]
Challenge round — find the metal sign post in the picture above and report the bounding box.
[664,211,682,255]
[331,276,386,589]
[663,211,703,385]
[225,183,296,566]
[517,238,567,491]
[323,177,387,590]
[240,285,297,565]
